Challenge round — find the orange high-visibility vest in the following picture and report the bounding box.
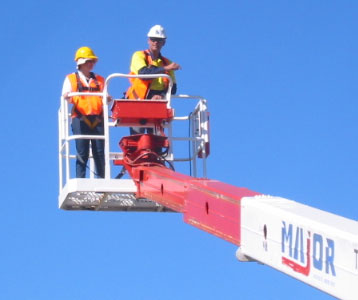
[67,72,104,117]
[126,50,170,99]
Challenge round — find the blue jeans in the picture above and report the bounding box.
[71,116,105,178]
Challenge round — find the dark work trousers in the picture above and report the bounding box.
[71,116,105,178]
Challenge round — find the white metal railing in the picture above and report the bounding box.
[105,73,173,105]
[58,73,210,192]
[169,95,210,177]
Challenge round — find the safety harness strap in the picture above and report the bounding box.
[75,72,101,92]
[73,72,102,128]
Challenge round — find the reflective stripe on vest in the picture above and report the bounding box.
[126,50,170,100]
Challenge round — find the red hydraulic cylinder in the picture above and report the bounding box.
[131,165,260,245]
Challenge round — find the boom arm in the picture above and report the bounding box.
[118,132,358,300]
[133,164,260,244]
[59,73,358,299]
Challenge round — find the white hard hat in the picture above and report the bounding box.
[147,25,167,39]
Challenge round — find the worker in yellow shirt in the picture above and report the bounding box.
[125,25,181,134]
[126,25,181,101]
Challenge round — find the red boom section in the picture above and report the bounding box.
[130,164,260,245]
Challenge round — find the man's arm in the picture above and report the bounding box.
[138,65,165,75]
[138,62,180,75]
[138,67,177,94]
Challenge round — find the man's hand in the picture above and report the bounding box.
[164,62,181,71]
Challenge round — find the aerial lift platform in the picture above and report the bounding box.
[59,74,358,299]
[58,73,209,211]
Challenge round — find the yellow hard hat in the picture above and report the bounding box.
[74,46,98,61]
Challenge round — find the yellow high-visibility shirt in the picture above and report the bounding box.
[130,50,176,91]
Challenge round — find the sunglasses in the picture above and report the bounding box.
[150,37,165,43]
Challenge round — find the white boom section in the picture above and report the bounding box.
[237,195,358,299]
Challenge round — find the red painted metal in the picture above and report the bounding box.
[130,165,260,245]
[114,134,169,169]
[111,100,174,126]
[113,100,260,245]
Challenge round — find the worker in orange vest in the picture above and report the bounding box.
[125,25,181,134]
[62,46,105,178]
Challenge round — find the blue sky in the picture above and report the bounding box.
[1,1,357,299]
